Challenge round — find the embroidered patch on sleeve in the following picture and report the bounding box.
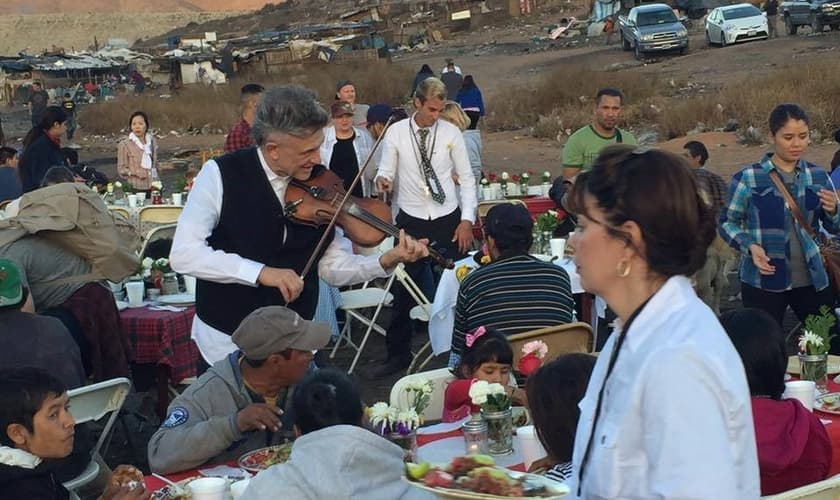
[162,407,190,428]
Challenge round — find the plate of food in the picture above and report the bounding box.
[787,355,840,375]
[405,455,569,499]
[158,293,196,306]
[150,476,198,500]
[238,443,293,473]
[816,393,840,415]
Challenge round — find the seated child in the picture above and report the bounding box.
[243,368,433,499]
[443,326,526,422]
[0,367,150,500]
[526,353,596,482]
[721,309,832,495]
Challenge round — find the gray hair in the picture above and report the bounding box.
[251,86,330,144]
[414,77,447,103]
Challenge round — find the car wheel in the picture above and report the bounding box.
[622,35,631,50]
[705,30,712,45]
[634,43,643,60]
[785,16,798,34]
[721,32,728,46]
[811,14,824,33]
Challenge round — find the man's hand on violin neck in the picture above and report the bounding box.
[379,229,430,270]
[452,220,474,255]
[258,267,304,303]
[375,176,393,193]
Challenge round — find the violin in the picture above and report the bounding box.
[284,167,455,270]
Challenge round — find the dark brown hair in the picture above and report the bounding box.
[526,353,596,463]
[565,145,716,277]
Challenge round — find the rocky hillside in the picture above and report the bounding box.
[0,0,276,14]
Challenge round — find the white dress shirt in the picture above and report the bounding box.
[376,115,477,223]
[569,276,760,500]
[170,148,390,364]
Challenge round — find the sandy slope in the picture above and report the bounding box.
[0,0,274,14]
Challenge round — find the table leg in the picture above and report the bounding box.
[157,364,171,420]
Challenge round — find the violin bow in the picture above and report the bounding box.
[298,115,396,279]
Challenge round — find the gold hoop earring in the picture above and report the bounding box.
[617,260,631,278]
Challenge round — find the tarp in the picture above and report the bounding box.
[592,0,621,21]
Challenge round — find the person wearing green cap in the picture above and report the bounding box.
[0,258,85,389]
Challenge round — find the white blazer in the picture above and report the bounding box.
[569,275,760,499]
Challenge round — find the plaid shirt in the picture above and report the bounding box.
[695,167,728,216]
[223,118,253,153]
[720,154,840,291]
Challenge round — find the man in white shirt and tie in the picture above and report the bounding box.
[375,77,477,376]
[170,85,428,365]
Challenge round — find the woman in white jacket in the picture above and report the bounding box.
[320,101,374,197]
[564,145,760,499]
[243,369,433,500]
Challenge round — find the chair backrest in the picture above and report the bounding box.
[109,206,131,222]
[389,367,454,422]
[506,322,594,366]
[394,263,431,307]
[138,206,183,236]
[67,378,131,456]
[477,199,527,219]
[762,475,840,499]
[139,223,177,258]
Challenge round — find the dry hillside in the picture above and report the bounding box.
[0,11,246,54]
[0,0,276,14]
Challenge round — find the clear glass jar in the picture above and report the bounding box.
[161,272,179,296]
[800,353,828,393]
[462,417,488,455]
[481,408,513,455]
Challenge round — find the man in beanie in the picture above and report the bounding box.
[148,306,330,474]
[448,203,575,367]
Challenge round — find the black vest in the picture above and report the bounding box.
[196,147,334,335]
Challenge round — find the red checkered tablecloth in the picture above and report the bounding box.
[120,306,200,384]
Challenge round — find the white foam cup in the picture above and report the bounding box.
[125,281,144,307]
[127,194,138,208]
[783,380,816,411]
[549,238,566,259]
[515,425,547,469]
[188,477,227,500]
[183,275,197,295]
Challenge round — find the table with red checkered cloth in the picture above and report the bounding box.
[120,306,199,384]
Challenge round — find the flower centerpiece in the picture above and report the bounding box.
[480,177,489,187]
[541,171,552,184]
[799,306,836,392]
[469,381,513,455]
[534,210,560,254]
[499,171,509,196]
[368,402,421,461]
[151,258,178,294]
[520,171,531,188]
[518,340,548,377]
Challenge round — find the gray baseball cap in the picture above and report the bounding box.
[232,306,331,359]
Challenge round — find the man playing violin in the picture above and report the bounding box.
[374,77,478,377]
[170,85,429,365]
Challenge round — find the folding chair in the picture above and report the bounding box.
[391,264,438,374]
[506,322,594,367]
[139,223,177,258]
[331,273,397,374]
[137,205,182,237]
[62,378,132,492]
[389,367,454,422]
[109,206,131,222]
[475,199,527,238]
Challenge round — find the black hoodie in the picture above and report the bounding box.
[0,461,71,500]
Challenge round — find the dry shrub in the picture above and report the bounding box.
[485,64,661,139]
[78,62,415,135]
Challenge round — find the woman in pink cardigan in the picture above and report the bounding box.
[117,111,158,192]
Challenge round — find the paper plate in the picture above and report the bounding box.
[151,477,198,500]
[158,293,196,306]
[816,392,840,415]
[405,470,569,499]
[787,355,840,375]
[238,443,293,473]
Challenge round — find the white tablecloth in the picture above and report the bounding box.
[428,255,584,355]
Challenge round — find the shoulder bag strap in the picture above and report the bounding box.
[768,170,817,239]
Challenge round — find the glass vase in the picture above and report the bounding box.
[386,431,417,463]
[161,272,179,296]
[800,353,828,393]
[481,408,513,455]
[541,231,553,254]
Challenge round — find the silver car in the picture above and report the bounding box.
[705,4,769,46]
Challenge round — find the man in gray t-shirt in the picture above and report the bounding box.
[0,236,91,312]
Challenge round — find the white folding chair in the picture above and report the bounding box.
[62,378,132,492]
[392,264,438,374]
[331,273,397,374]
[389,367,454,422]
[139,223,177,258]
